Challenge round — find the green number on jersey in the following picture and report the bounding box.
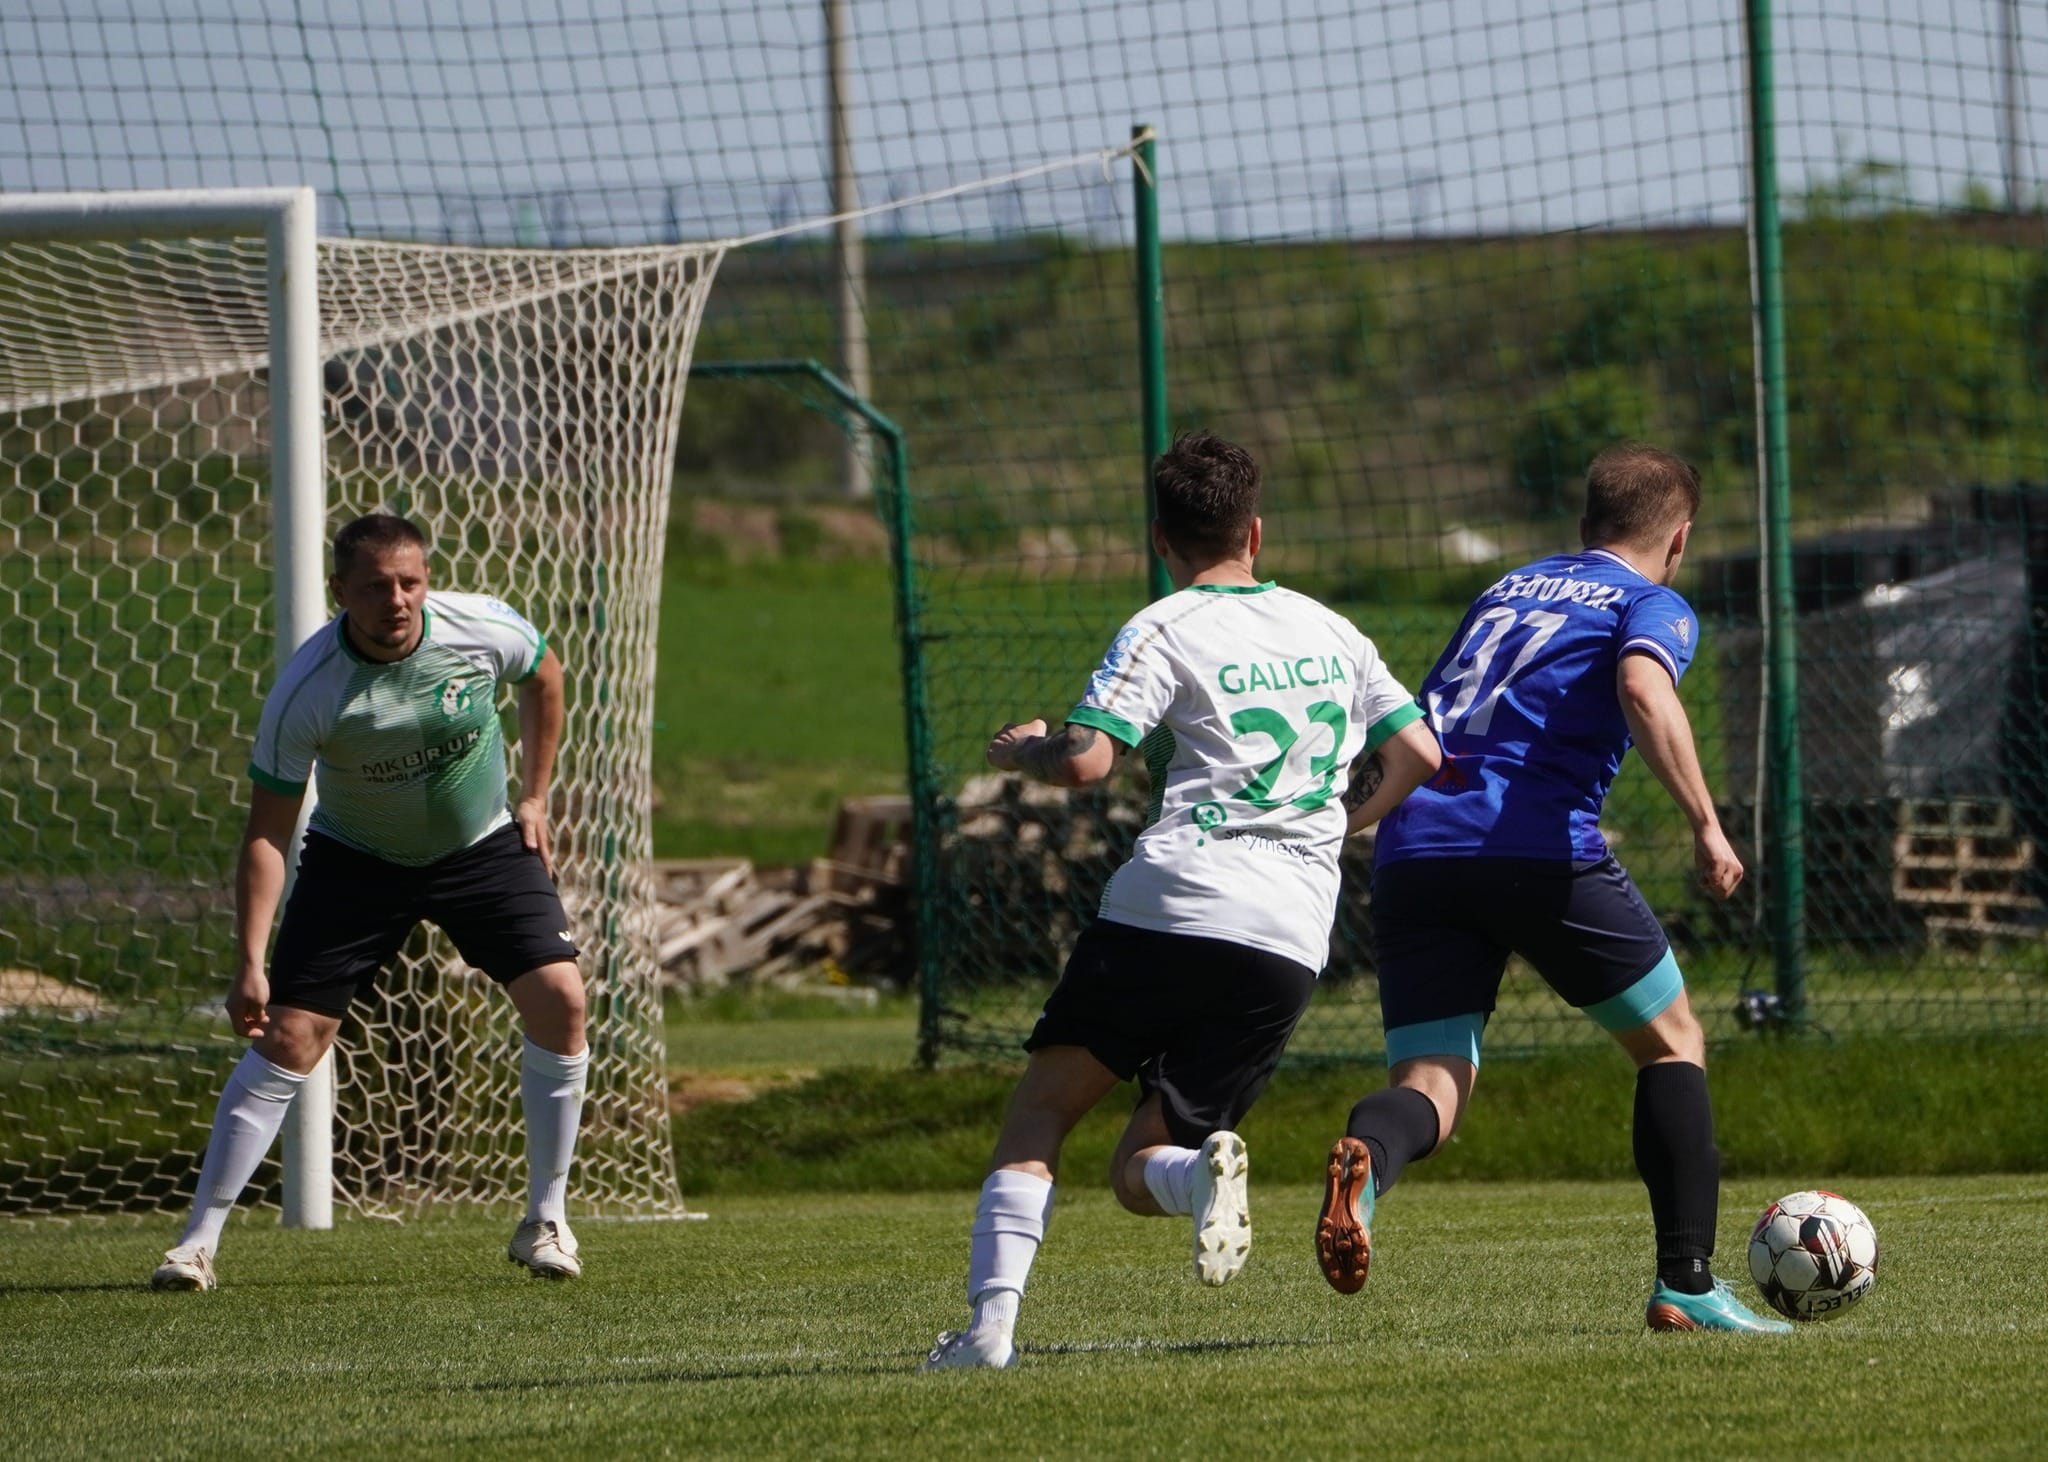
[1291,700,1349,810]
[1227,700,1347,810]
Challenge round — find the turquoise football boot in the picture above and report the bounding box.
[1645,1277,1794,1333]
[1315,1137,1375,1294]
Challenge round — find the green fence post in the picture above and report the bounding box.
[690,358,943,1062]
[1132,123,1171,601]
[1745,0,1806,1021]
[869,412,944,1068]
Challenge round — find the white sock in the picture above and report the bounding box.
[521,1039,588,1226]
[1141,1146,1202,1217]
[178,1049,307,1254]
[969,1286,1020,1342]
[966,1168,1055,1327]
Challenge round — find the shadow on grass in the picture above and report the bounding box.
[461,1335,1333,1392]
[462,1358,913,1392]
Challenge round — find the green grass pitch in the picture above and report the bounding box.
[6,1176,2041,1458]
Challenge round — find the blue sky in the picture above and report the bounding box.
[1,1,2041,243]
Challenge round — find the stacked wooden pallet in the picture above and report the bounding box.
[1890,798,2043,946]
[651,796,912,990]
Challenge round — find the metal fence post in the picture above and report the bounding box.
[1745,0,1807,1021]
[1132,124,1171,601]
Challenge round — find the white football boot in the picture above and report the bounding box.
[150,1243,217,1292]
[1191,1130,1251,1286]
[919,1328,1017,1372]
[507,1218,582,1279]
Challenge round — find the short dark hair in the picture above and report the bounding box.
[332,513,429,577]
[1582,442,1701,548]
[1152,431,1261,560]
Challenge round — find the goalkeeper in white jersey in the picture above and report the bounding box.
[922,433,1442,1371]
[151,514,589,1291]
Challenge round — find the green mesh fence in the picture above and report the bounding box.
[3,3,2047,1068]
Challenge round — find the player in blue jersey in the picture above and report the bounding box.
[1315,442,1791,1333]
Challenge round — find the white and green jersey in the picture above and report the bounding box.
[1067,582,1421,972]
[249,591,548,867]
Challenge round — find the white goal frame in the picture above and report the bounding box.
[0,187,336,1227]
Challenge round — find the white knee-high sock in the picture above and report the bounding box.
[1141,1146,1202,1216]
[521,1039,588,1226]
[178,1049,307,1253]
[966,1169,1054,1340]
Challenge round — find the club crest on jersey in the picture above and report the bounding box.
[1668,616,1691,646]
[436,676,476,718]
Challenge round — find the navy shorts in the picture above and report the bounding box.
[1370,854,1682,1067]
[1024,918,1317,1149]
[268,824,580,1018]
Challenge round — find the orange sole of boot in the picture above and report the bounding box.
[1315,1137,1373,1295]
[1645,1303,1700,1332]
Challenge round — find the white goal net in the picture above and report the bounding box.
[0,213,724,1218]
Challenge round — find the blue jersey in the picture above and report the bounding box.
[1374,549,1698,864]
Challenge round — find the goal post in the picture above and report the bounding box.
[0,187,336,1226]
[0,188,724,1222]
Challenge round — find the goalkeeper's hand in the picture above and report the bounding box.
[516,795,553,877]
[228,963,271,1040]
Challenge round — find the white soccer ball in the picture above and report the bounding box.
[1747,1189,1879,1322]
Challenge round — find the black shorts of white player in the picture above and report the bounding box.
[920,432,1442,1371]
[150,513,590,1292]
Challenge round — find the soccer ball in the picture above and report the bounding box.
[1747,1190,1879,1322]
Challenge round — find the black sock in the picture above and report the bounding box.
[1344,1086,1441,1198]
[1633,1061,1719,1295]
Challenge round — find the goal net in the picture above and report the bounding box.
[0,209,724,1218]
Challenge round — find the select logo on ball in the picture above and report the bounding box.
[1748,1190,1880,1323]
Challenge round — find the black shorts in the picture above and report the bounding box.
[1024,918,1317,1149]
[1371,854,1681,1066]
[268,824,580,1018]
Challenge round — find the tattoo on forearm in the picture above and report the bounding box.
[1018,724,1100,781]
[1342,751,1386,814]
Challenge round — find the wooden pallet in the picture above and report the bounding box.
[649,796,917,990]
[1889,798,2043,943]
[810,794,912,895]
[1922,913,2045,949]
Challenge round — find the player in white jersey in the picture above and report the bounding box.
[151,514,589,1291]
[922,433,1442,1371]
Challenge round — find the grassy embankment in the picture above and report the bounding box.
[665,991,2048,1197]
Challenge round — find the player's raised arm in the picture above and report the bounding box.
[230,782,306,1040]
[1616,651,1742,900]
[1342,719,1442,837]
[515,645,566,874]
[985,717,1118,788]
